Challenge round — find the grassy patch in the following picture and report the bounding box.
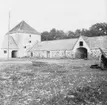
[0,60,107,105]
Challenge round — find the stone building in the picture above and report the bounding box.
[28,35,107,59]
[1,20,41,58]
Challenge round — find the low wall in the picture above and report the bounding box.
[29,50,75,59]
[28,48,107,59]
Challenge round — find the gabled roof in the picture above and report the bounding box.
[6,21,40,35]
[29,35,107,52]
[30,38,78,51]
[1,35,18,49]
[82,35,107,49]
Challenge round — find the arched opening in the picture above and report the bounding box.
[11,50,17,58]
[75,47,88,59]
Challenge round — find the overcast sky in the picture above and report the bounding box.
[0,0,106,47]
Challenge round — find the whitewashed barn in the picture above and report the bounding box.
[28,35,107,59]
[1,21,41,58]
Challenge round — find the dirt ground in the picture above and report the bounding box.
[0,59,106,105]
[33,58,99,65]
[0,58,100,73]
[0,58,98,64]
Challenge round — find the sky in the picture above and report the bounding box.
[0,0,106,48]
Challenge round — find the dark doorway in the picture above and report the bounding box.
[31,52,33,57]
[11,50,17,58]
[75,47,87,59]
[47,51,50,58]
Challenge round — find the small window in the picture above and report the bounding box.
[4,50,7,53]
[29,41,31,43]
[29,35,31,37]
[24,46,26,48]
[79,41,83,46]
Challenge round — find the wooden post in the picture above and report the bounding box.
[8,11,10,60]
[64,50,66,58]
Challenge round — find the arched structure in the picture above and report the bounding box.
[75,47,87,59]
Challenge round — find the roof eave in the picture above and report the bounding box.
[6,31,41,35]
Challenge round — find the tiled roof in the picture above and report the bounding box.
[30,35,107,51]
[82,36,107,50]
[6,21,40,35]
[31,38,78,51]
[1,35,18,49]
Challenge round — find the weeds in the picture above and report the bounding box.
[0,61,107,105]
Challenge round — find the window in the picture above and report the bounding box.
[29,41,31,43]
[24,46,26,48]
[4,50,7,53]
[79,41,83,46]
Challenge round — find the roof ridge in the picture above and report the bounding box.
[20,21,24,30]
[6,20,40,35]
[41,38,78,43]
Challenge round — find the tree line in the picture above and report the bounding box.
[41,22,107,41]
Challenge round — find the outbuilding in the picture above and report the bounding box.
[1,20,41,58]
[28,35,107,59]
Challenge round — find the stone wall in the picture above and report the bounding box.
[28,48,107,59]
[30,50,75,58]
[89,48,101,59]
[66,50,75,58]
[50,50,65,58]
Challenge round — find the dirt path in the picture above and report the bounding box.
[32,59,99,66]
[0,60,32,64]
[0,58,99,66]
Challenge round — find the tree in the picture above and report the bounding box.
[80,29,92,37]
[49,28,57,40]
[41,31,50,41]
[89,23,107,36]
[74,29,81,37]
[56,30,66,39]
[41,22,107,41]
[66,31,75,38]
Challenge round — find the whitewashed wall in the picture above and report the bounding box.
[50,50,65,58]
[10,33,41,57]
[30,48,104,59]
[33,51,47,58]
[31,50,75,58]
[90,49,101,58]
[73,36,91,53]
[0,49,18,58]
[66,50,75,58]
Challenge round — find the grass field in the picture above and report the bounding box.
[0,59,107,105]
